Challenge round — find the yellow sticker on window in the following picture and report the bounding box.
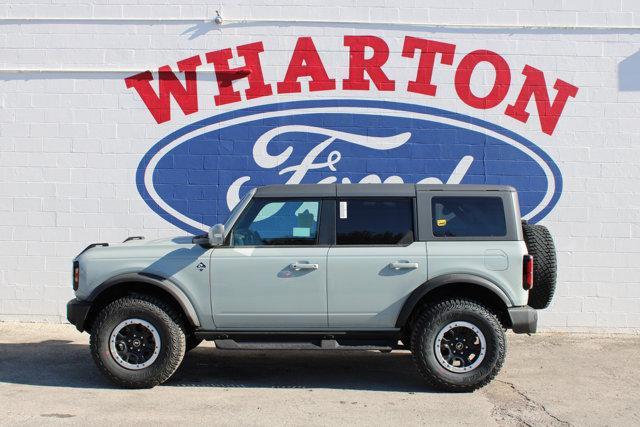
[436,219,447,227]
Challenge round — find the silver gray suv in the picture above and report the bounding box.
[67,184,557,391]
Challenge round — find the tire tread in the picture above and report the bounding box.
[522,224,557,309]
[89,294,186,388]
[410,298,506,392]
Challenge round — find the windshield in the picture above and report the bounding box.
[223,189,255,232]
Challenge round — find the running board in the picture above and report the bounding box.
[213,339,394,351]
[194,329,401,342]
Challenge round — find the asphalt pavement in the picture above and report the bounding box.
[0,323,638,426]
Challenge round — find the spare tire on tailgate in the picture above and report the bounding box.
[522,222,557,309]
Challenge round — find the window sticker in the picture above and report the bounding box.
[339,201,348,219]
[436,219,447,227]
[292,227,311,237]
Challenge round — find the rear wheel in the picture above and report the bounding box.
[410,299,506,392]
[90,295,186,388]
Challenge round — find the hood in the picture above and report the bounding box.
[135,236,196,246]
[74,235,200,262]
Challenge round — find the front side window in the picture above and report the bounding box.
[231,199,320,246]
[432,197,506,237]
[336,198,414,245]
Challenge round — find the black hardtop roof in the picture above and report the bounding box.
[254,184,516,198]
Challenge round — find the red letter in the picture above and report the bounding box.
[402,36,456,96]
[206,41,272,106]
[455,50,511,110]
[125,55,202,124]
[505,65,579,135]
[343,36,395,91]
[277,37,336,93]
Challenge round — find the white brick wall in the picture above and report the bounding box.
[1,0,639,332]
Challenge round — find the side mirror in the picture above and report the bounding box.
[208,224,225,246]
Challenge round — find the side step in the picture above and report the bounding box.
[214,339,395,351]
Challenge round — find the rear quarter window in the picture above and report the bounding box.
[432,197,506,237]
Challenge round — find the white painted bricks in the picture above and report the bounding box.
[1,0,640,331]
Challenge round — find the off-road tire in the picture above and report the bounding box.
[410,299,506,392]
[522,223,557,309]
[186,335,203,352]
[89,295,186,388]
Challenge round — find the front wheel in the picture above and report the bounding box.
[410,299,506,392]
[90,295,186,388]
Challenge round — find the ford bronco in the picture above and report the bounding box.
[67,184,557,391]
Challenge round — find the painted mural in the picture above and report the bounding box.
[125,35,578,232]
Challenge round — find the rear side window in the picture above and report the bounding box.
[336,198,414,245]
[432,197,506,237]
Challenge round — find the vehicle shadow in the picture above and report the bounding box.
[0,340,111,389]
[0,340,434,393]
[170,346,432,392]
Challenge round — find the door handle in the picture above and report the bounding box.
[390,261,419,270]
[291,262,319,271]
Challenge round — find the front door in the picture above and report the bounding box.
[327,198,428,328]
[210,198,329,328]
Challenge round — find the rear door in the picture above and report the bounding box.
[327,197,428,328]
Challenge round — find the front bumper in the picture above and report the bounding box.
[66,298,92,332]
[508,306,538,334]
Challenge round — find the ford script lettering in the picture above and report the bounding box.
[137,100,562,234]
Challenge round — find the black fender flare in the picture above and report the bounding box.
[87,272,201,327]
[395,273,512,328]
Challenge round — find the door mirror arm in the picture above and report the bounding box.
[192,233,211,247]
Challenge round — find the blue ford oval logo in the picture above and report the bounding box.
[137,100,562,234]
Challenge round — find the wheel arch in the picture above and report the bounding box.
[395,274,513,331]
[83,273,200,332]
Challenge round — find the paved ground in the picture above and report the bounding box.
[0,323,638,426]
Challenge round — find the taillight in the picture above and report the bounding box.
[73,261,79,291]
[523,255,534,290]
